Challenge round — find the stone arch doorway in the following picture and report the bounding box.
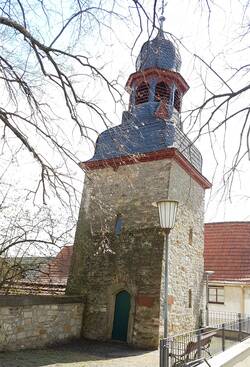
[112,290,131,342]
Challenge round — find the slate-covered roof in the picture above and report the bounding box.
[204,222,250,281]
[88,111,202,172]
[91,116,174,161]
[136,29,181,72]
[83,29,203,174]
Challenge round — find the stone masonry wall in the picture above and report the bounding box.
[67,158,206,348]
[0,295,84,351]
[160,160,205,335]
[67,160,173,299]
[67,160,172,348]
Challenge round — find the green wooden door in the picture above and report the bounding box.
[112,290,131,342]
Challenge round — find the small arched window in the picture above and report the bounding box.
[135,82,150,105]
[174,89,181,112]
[155,82,170,103]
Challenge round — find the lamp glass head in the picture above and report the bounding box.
[155,199,179,229]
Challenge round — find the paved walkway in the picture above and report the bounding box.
[0,340,159,367]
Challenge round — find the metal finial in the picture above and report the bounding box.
[159,15,166,30]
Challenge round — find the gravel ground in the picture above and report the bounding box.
[0,340,159,367]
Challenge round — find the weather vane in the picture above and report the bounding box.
[159,0,167,30]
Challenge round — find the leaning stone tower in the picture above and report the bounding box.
[67,28,211,349]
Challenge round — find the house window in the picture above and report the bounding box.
[135,82,150,105]
[188,289,192,308]
[174,89,181,112]
[114,214,124,235]
[208,286,224,304]
[155,82,170,103]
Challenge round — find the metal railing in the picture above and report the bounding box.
[160,315,250,367]
[205,310,250,327]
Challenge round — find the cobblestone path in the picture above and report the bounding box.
[0,340,159,367]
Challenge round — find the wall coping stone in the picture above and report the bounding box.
[0,295,84,307]
[199,337,250,367]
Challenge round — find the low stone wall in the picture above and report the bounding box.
[0,295,84,351]
[200,338,250,367]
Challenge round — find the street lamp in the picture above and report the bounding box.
[204,270,214,326]
[153,199,179,339]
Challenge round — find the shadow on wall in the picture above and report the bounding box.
[0,339,157,367]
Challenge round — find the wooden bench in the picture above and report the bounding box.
[170,331,216,367]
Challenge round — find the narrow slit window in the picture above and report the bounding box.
[114,214,124,235]
[188,289,192,308]
[135,82,150,105]
[174,89,181,112]
[189,228,193,245]
[155,82,170,103]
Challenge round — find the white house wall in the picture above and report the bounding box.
[207,283,250,316]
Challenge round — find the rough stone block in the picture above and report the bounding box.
[136,295,155,308]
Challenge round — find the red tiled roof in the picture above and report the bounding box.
[204,222,250,281]
[38,245,73,285]
[0,280,66,295]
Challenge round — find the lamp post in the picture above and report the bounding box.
[154,199,178,367]
[205,270,214,326]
